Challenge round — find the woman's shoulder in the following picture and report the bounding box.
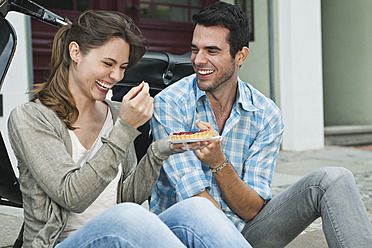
[12,100,54,114]
[9,100,62,125]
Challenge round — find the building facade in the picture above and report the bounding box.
[2,0,371,172]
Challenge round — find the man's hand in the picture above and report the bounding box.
[170,140,212,153]
[192,121,264,221]
[194,120,226,169]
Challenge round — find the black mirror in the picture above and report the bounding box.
[0,15,16,90]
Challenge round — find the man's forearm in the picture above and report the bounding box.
[213,162,265,222]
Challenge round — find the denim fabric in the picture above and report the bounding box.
[56,197,251,248]
[242,167,372,248]
[56,203,185,248]
[159,197,251,247]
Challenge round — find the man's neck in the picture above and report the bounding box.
[207,82,238,134]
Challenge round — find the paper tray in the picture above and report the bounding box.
[170,136,221,144]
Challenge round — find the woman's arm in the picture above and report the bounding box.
[8,102,138,213]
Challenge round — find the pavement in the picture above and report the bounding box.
[1,145,372,248]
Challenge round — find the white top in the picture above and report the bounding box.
[59,109,122,241]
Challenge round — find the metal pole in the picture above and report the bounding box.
[268,0,275,102]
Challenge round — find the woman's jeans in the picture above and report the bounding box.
[56,197,251,248]
[242,167,372,248]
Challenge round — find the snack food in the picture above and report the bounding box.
[170,130,214,141]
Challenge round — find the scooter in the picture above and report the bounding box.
[0,1,67,247]
[0,0,68,88]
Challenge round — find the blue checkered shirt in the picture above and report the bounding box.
[149,74,284,231]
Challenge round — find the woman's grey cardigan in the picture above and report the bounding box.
[7,100,174,248]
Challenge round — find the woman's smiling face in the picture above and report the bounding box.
[68,37,130,102]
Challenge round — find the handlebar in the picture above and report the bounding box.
[0,0,68,27]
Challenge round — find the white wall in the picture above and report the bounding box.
[240,0,271,98]
[222,0,271,98]
[2,12,32,175]
[278,0,324,151]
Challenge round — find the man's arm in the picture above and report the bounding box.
[213,160,265,222]
[194,119,283,222]
[195,134,264,222]
[150,91,211,202]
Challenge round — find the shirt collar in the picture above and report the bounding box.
[237,77,260,112]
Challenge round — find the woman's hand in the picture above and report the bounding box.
[120,82,153,129]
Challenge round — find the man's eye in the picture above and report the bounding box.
[104,62,112,66]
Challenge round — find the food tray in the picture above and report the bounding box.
[170,136,221,144]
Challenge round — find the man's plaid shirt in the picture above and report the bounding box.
[149,74,284,231]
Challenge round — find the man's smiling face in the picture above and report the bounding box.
[191,24,237,93]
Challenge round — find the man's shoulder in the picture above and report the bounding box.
[155,74,197,101]
[242,82,280,111]
[240,82,283,125]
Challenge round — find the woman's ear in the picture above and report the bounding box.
[69,41,80,63]
[235,46,249,67]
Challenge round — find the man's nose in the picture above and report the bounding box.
[193,50,207,65]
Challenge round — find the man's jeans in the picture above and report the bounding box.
[242,167,372,248]
[57,197,251,248]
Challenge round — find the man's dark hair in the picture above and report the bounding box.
[193,2,249,58]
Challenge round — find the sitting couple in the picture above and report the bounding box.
[9,2,371,248]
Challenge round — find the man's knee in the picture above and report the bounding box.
[315,167,355,188]
[319,166,353,180]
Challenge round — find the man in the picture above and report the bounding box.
[150,2,372,247]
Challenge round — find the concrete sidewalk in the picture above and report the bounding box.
[1,145,372,247]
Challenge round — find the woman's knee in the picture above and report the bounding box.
[172,197,217,217]
[160,197,227,227]
[159,197,251,247]
[101,202,156,226]
[62,203,182,248]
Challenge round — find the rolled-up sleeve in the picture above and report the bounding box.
[151,93,209,201]
[243,108,284,200]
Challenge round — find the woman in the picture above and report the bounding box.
[8,10,251,248]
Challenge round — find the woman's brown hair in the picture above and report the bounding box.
[30,10,148,129]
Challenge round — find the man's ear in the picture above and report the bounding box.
[236,46,249,66]
[69,41,80,63]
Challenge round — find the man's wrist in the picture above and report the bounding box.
[210,157,229,173]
